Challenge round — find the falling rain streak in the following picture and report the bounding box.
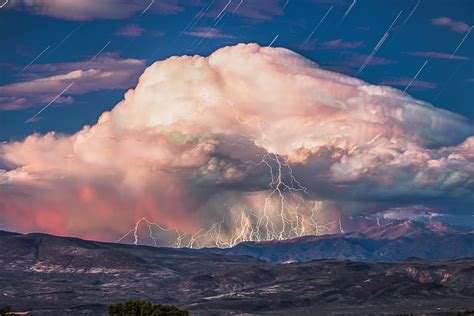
[403,59,428,93]
[341,0,356,23]
[215,0,232,20]
[20,45,50,73]
[268,34,279,47]
[26,82,75,123]
[450,26,473,60]
[178,1,215,38]
[356,10,403,76]
[83,40,111,69]
[140,0,155,16]
[304,6,334,44]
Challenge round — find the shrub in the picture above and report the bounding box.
[0,305,11,316]
[109,300,188,316]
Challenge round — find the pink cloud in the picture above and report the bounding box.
[432,17,471,33]
[406,51,469,60]
[381,78,437,90]
[5,0,183,20]
[0,55,145,110]
[116,24,145,37]
[350,54,394,66]
[0,44,472,246]
[321,39,364,50]
[207,0,284,21]
[325,53,395,70]
[184,27,236,39]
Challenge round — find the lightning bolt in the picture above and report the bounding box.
[119,89,339,248]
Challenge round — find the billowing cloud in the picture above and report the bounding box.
[432,17,471,33]
[0,54,145,110]
[5,0,183,20]
[0,44,473,246]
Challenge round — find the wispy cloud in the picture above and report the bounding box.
[184,27,235,39]
[4,0,183,20]
[381,78,437,91]
[341,53,394,69]
[320,52,394,75]
[406,51,469,61]
[432,17,471,33]
[0,54,145,111]
[115,24,145,37]
[207,0,284,22]
[321,39,364,50]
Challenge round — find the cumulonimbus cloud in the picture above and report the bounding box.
[0,44,473,246]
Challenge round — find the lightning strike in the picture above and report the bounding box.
[119,90,338,248]
[339,217,345,233]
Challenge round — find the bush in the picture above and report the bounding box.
[0,305,11,316]
[109,300,188,316]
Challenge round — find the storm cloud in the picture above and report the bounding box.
[1,44,473,246]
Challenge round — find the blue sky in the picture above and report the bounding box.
[0,0,472,141]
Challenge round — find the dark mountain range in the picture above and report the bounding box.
[198,220,474,263]
[0,227,473,315]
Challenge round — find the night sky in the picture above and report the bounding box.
[0,0,473,245]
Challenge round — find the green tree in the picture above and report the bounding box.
[109,300,188,316]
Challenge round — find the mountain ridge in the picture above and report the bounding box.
[196,220,474,263]
[0,223,473,315]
